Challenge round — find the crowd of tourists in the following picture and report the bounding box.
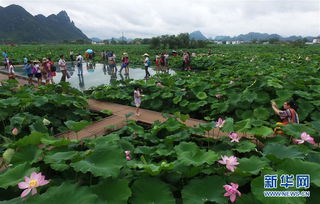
[1,49,195,84]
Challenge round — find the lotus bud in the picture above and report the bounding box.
[12,128,18,135]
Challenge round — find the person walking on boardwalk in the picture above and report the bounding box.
[59,55,67,82]
[47,57,56,84]
[143,53,151,78]
[134,87,143,116]
[271,100,299,134]
[120,52,129,75]
[24,60,33,84]
[76,53,83,76]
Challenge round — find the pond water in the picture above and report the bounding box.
[1,62,175,90]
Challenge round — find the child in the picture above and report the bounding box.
[134,87,143,116]
[8,61,15,80]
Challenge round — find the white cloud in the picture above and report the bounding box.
[1,0,319,39]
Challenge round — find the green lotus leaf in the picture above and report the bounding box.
[25,183,99,204]
[173,96,182,104]
[179,100,189,107]
[131,177,175,204]
[29,120,48,133]
[248,126,273,137]
[134,162,175,176]
[263,144,304,159]
[44,151,79,171]
[267,79,283,89]
[14,131,48,147]
[150,99,163,109]
[100,109,113,115]
[161,92,173,99]
[174,142,218,166]
[188,101,207,111]
[297,99,314,121]
[196,92,208,100]
[234,119,251,133]
[294,90,313,100]
[241,90,257,103]
[182,175,225,204]
[0,163,38,189]
[91,179,131,204]
[253,106,271,120]
[163,118,185,132]
[238,156,269,175]
[311,111,320,120]
[276,89,293,100]
[0,197,22,204]
[251,176,306,204]
[10,145,42,165]
[64,120,91,132]
[255,92,270,104]
[236,193,263,204]
[31,96,49,107]
[221,117,234,133]
[40,137,75,147]
[175,80,185,85]
[233,140,256,153]
[276,158,320,187]
[0,97,20,106]
[163,130,190,143]
[71,144,125,178]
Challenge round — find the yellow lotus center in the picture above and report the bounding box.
[29,180,38,188]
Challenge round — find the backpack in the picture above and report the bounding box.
[147,59,151,66]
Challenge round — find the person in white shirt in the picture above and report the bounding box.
[59,55,67,82]
[8,61,15,79]
[76,53,83,76]
[143,53,151,78]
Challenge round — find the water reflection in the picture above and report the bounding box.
[7,62,175,90]
[78,74,85,90]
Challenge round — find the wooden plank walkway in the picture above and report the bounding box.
[87,99,255,139]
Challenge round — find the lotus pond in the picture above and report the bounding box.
[0,44,320,203]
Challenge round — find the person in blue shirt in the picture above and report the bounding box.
[23,56,28,64]
[24,61,33,84]
[2,51,9,69]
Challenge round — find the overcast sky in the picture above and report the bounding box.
[1,0,319,39]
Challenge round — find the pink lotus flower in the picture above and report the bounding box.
[216,118,225,128]
[224,183,241,203]
[218,155,239,172]
[12,128,18,135]
[215,94,222,99]
[229,133,240,143]
[18,172,49,198]
[125,150,131,160]
[305,57,310,61]
[293,132,316,146]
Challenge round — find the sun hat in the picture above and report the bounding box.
[33,60,40,63]
[143,53,149,57]
[123,52,128,55]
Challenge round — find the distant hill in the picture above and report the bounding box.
[214,32,316,42]
[91,37,103,42]
[0,4,89,43]
[189,31,208,40]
